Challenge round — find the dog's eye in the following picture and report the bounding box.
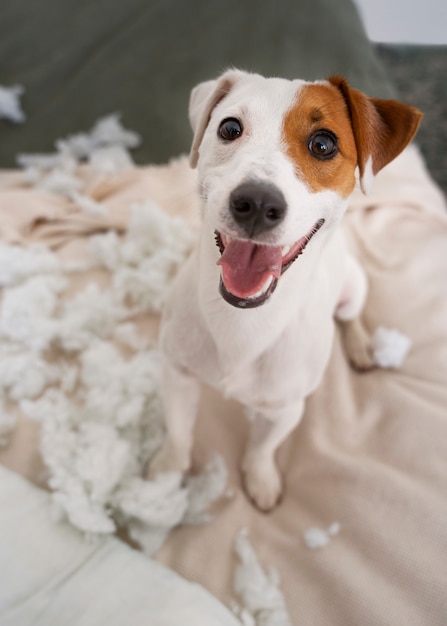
[218,118,243,142]
[308,131,338,160]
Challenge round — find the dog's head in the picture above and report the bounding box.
[189,69,422,309]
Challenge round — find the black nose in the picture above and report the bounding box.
[229,181,287,237]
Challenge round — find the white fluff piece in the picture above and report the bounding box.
[89,114,141,151]
[233,529,292,626]
[0,84,26,123]
[118,473,188,527]
[303,522,341,550]
[373,326,412,369]
[183,453,229,525]
[2,120,219,552]
[18,114,140,211]
[23,343,164,533]
[17,150,77,173]
[92,202,195,312]
[54,284,124,352]
[114,322,150,352]
[55,114,140,161]
[0,275,66,352]
[88,144,134,175]
[89,230,121,270]
[0,243,61,288]
[79,342,162,428]
[36,168,83,197]
[0,345,60,400]
[124,453,229,556]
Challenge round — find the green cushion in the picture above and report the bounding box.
[0,0,395,167]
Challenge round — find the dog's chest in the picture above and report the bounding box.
[172,303,335,410]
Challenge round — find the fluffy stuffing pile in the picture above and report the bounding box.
[0,116,232,557]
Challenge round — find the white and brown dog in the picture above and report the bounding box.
[148,70,421,510]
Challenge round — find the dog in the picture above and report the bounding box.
[148,69,422,511]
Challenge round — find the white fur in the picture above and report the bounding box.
[149,70,369,510]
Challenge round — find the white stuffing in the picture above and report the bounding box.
[94,202,195,312]
[0,173,221,548]
[0,275,66,351]
[88,113,141,151]
[54,284,124,352]
[183,453,229,525]
[114,322,150,352]
[0,84,26,123]
[0,243,61,288]
[0,119,230,576]
[125,454,229,556]
[89,230,121,270]
[54,114,141,161]
[36,168,83,197]
[303,522,341,550]
[233,529,292,626]
[0,345,60,400]
[17,150,77,173]
[118,473,188,528]
[17,114,140,214]
[373,326,412,369]
[88,144,135,175]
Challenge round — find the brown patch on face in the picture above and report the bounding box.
[282,83,358,197]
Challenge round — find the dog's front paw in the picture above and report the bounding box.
[347,339,375,372]
[146,440,191,480]
[242,455,282,512]
[340,317,376,372]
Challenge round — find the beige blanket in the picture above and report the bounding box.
[1,146,447,625]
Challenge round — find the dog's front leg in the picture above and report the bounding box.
[147,360,200,479]
[336,254,375,371]
[242,400,304,511]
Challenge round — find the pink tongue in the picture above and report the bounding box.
[217,239,282,298]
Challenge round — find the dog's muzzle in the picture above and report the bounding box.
[215,216,325,309]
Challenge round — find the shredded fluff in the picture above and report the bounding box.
[0,127,230,554]
[17,114,140,214]
[125,455,229,555]
[0,243,61,288]
[373,326,412,369]
[303,522,341,549]
[183,453,229,525]
[0,84,26,123]
[233,529,292,626]
[0,275,67,352]
[91,202,195,312]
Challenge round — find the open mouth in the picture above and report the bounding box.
[215,219,325,308]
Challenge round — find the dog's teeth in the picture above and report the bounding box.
[282,245,291,256]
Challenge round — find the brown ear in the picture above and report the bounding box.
[328,76,423,193]
[189,69,244,169]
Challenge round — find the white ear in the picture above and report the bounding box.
[189,79,218,134]
[188,69,244,168]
